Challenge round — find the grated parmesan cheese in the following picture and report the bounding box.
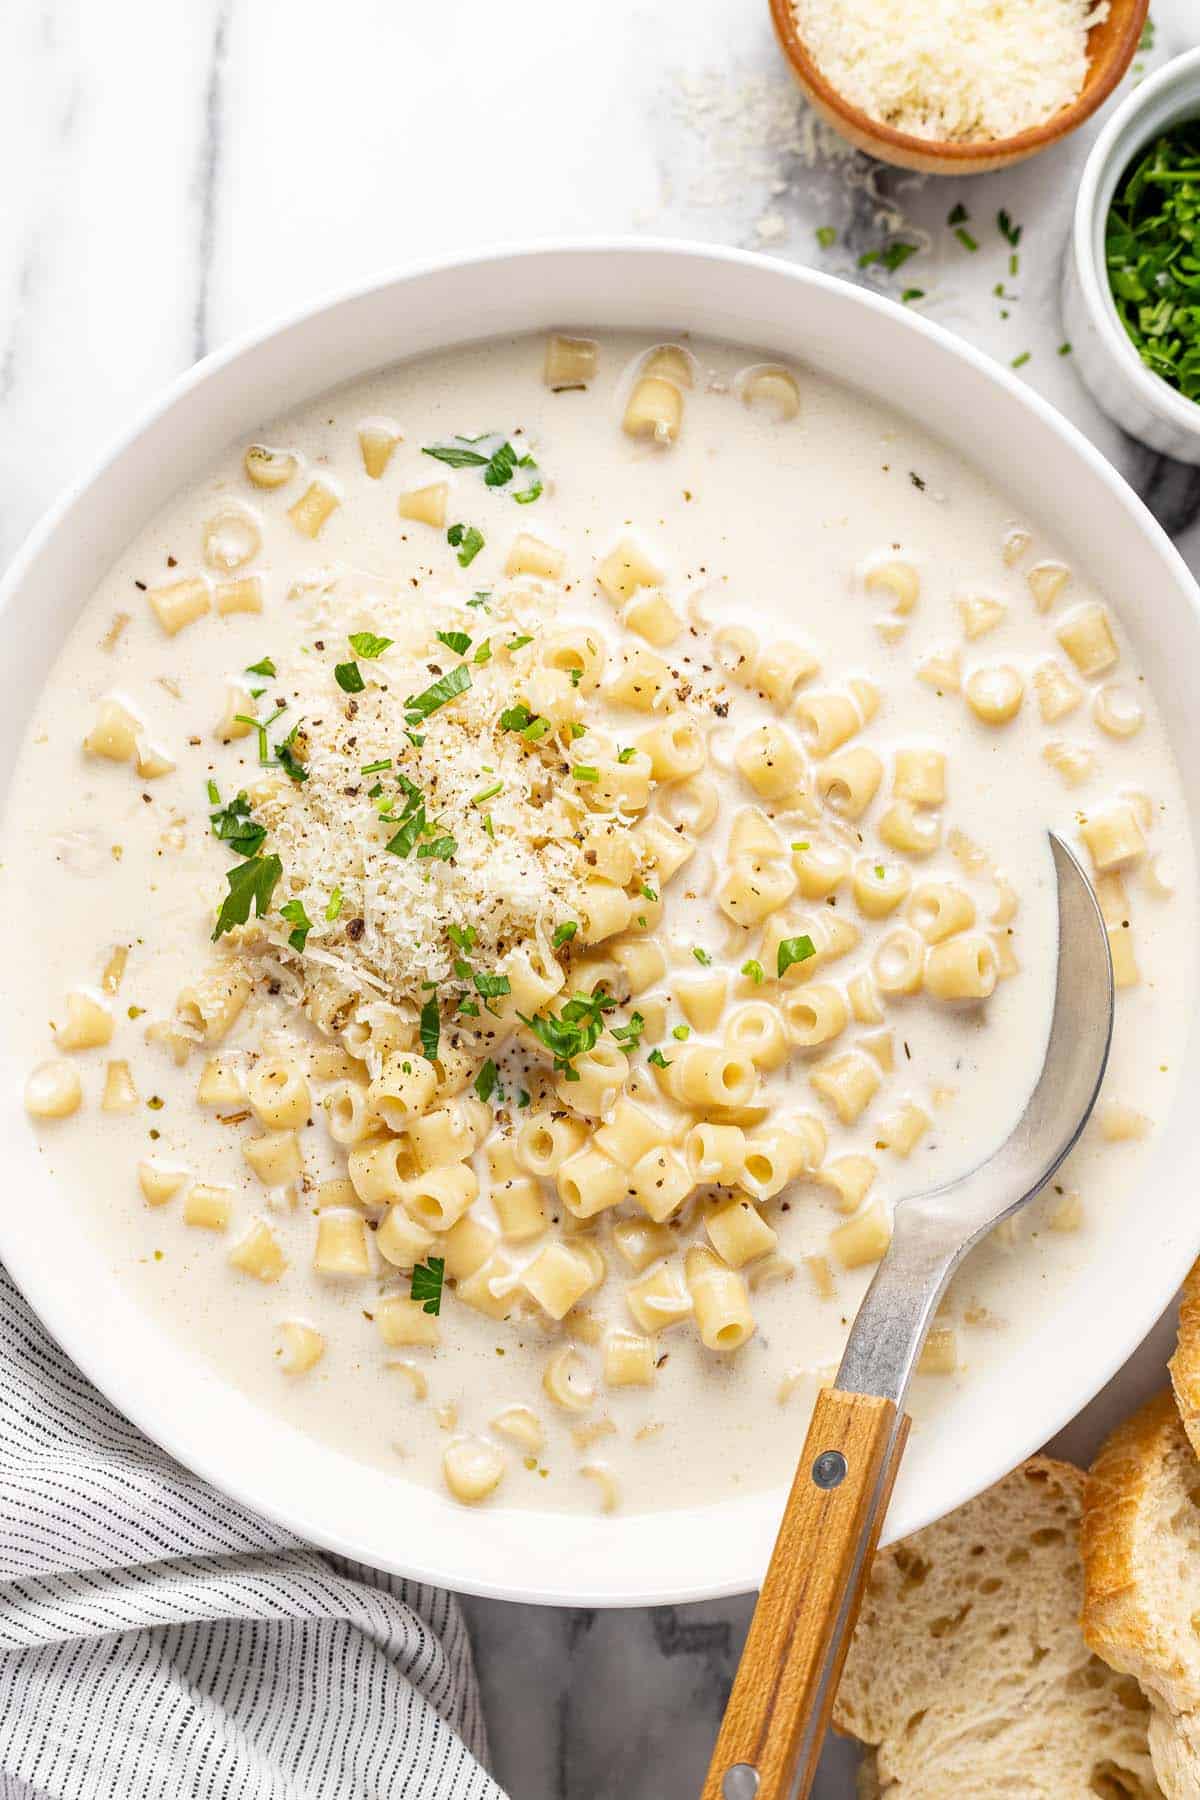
[238,577,582,1044]
[789,0,1108,144]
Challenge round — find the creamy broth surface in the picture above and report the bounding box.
[4,330,1192,1515]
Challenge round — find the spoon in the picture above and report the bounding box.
[702,831,1113,1800]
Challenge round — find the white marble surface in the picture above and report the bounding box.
[3,3,1200,1795]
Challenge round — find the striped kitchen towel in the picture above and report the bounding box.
[0,1266,505,1800]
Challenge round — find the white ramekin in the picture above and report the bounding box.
[1064,47,1200,463]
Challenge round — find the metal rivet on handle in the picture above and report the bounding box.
[812,1449,847,1489]
[723,1764,760,1800]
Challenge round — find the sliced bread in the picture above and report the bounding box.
[1168,1257,1200,1456]
[1083,1387,1200,1799]
[834,1456,1158,1796]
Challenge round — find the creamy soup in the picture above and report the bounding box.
[5,331,1192,1515]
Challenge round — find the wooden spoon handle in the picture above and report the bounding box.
[701,1388,910,1800]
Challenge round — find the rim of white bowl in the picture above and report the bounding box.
[2,239,1199,1605]
[1074,46,1200,437]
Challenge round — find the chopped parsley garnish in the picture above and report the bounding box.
[482,440,519,486]
[569,667,583,687]
[1011,351,1031,369]
[360,758,392,775]
[858,241,919,273]
[552,921,578,948]
[474,639,492,666]
[741,959,764,985]
[616,746,637,764]
[672,1024,691,1041]
[447,523,485,566]
[514,478,543,505]
[212,853,282,942]
[816,225,837,249]
[335,660,365,693]
[448,924,477,951]
[410,1255,445,1316]
[517,1089,531,1109]
[647,1048,671,1069]
[279,898,313,952]
[473,970,511,1000]
[274,724,308,783]
[209,790,267,859]
[997,209,1023,247]
[640,884,658,903]
[245,656,276,677]
[572,764,599,783]
[417,835,457,861]
[500,702,532,732]
[1058,341,1073,356]
[422,442,491,468]
[777,934,816,979]
[610,1011,646,1054]
[325,887,343,921]
[437,629,472,655]
[235,704,284,765]
[471,780,504,805]
[519,985,616,1077]
[948,203,969,226]
[692,947,713,967]
[792,841,810,852]
[206,779,220,805]
[405,662,472,725]
[507,634,533,651]
[954,227,979,253]
[901,289,925,305]
[419,992,441,1062]
[467,591,491,610]
[874,864,886,879]
[348,631,392,659]
[385,802,426,859]
[474,1058,499,1103]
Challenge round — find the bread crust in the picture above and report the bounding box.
[1168,1256,1200,1457]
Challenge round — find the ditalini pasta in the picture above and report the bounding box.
[7,328,1192,1517]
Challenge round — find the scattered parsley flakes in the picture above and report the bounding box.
[474,639,492,666]
[1011,351,1031,369]
[816,225,837,249]
[212,854,282,941]
[447,523,485,567]
[335,660,365,693]
[436,629,472,655]
[552,921,578,948]
[616,746,636,764]
[610,1011,646,1054]
[954,227,979,253]
[419,992,441,1062]
[422,442,490,469]
[1058,341,1073,356]
[472,970,511,1000]
[325,887,343,921]
[405,662,472,724]
[572,764,599,783]
[471,780,504,805]
[692,947,713,967]
[741,959,764,986]
[507,634,533,651]
[279,898,313,952]
[416,834,457,861]
[448,924,477,951]
[947,203,969,226]
[901,289,925,305]
[997,208,1023,247]
[518,986,616,1077]
[245,656,276,677]
[385,803,426,859]
[209,790,266,859]
[474,1058,499,1103]
[410,1255,445,1315]
[777,934,816,979]
[671,1024,690,1041]
[647,1048,671,1069]
[348,631,392,659]
[274,723,308,783]
[360,757,392,775]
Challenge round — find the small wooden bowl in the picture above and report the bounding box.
[768,0,1150,175]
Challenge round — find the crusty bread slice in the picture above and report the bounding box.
[1083,1388,1200,1799]
[1168,1258,1200,1456]
[834,1456,1158,1797]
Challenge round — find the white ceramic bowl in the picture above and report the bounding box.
[1064,47,1200,462]
[2,243,1199,1607]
